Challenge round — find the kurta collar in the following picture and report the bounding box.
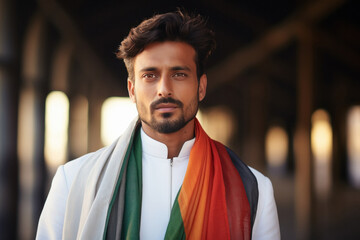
[140,128,195,159]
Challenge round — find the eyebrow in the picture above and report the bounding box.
[139,66,191,72]
[139,67,157,72]
[170,66,191,71]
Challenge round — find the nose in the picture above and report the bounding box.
[157,76,172,97]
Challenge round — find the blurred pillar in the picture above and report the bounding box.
[17,14,47,240]
[0,0,19,238]
[294,26,313,240]
[44,91,69,179]
[50,43,72,92]
[243,77,267,171]
[49,42,91,163]
[44,42,72,180]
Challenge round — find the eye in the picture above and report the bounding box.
[173,72,187,78]
[142,73,157,79]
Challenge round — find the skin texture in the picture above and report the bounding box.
[128,41,207,158]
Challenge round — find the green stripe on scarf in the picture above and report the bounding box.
[102,129,142,240]
[121,131,142,239]
[164,190,186,240]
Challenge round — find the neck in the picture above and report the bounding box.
[141,119,195,158]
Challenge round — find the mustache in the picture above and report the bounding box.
[150,97,184,110]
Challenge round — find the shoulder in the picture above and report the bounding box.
[247,167,276,219]
[248,167,272,191]
[35,146,111,240]
[61,146,108,188]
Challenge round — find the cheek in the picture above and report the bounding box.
[184,90,199,110]
[179,82,198,97]
[135,88,149,104]
[137,101,146,113]
[135,96,149,119]
[134,88,151,112]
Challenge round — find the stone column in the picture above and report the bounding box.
[0,0,19,238]
[294,26,313,240]
[17,14,47,240]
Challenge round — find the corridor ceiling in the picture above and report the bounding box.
[33,0,359,98]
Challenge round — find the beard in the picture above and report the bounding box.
[139,97,198,134]
[150,113,186,133]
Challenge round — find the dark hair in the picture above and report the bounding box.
[117,10,216,80]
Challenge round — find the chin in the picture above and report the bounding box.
[152,116,186,134]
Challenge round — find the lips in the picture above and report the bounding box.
[155,103,178,112]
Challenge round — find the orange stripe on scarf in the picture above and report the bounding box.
[178,119,251,240]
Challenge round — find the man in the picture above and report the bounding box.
[36,10,280,240]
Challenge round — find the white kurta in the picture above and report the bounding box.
[140,129,194,239]
[36,127,280,240]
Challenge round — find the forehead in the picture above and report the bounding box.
[134,41,196,71]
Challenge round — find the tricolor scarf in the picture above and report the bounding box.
[105,119,251,240]
[62,117,256,240]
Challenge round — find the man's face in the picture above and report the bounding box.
[128,41,207,134]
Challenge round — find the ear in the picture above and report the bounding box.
[127,78,136,103]
[198,74,207,101]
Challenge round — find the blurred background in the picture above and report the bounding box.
[1,0,359,239]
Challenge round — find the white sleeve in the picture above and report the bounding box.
[251,169,281,240]
[35,166,69,240]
